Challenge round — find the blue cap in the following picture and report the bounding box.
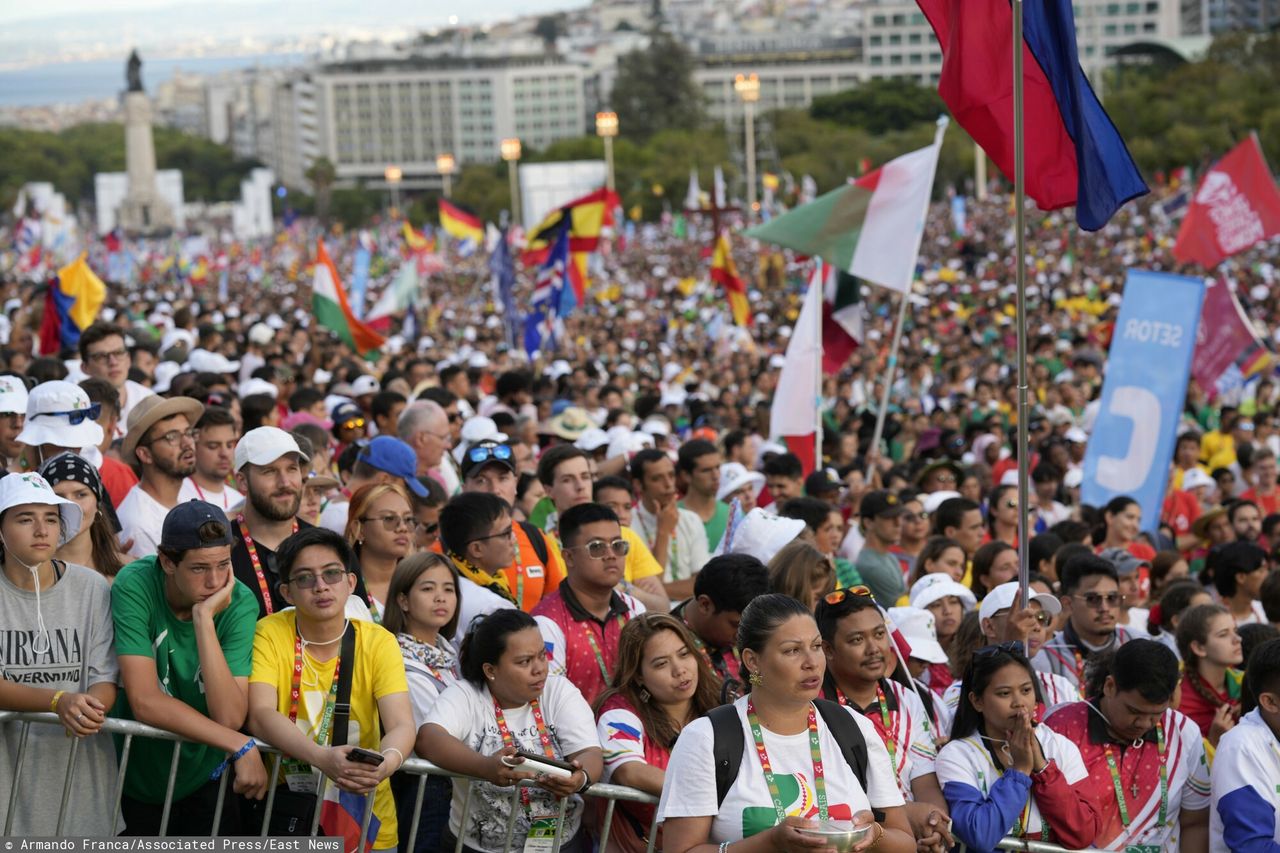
[161,500,235,551]
[357,436,429,498]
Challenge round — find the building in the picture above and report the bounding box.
[1181,0,1280,32]
[693,45,865,124]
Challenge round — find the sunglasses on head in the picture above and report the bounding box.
[34,403,101,426]
[824,586,873,606]
[467,444,513,464]
[339,417,365,431]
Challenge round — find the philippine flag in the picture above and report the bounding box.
[320,786,381,853]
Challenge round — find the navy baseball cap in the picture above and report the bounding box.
[161,500,235,551]
[357,435,429,498]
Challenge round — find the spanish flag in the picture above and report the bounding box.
[712,233,750,327]
[403,221,433,252]
[439,200,483,243]
[521,187,620,265]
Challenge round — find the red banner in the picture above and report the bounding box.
[1191,278,1272,401]
[1174,135,1280,268]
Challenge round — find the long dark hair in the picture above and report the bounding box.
[382,552,461,639]
[1147,579,1206,638]
[970,540,1014,600]
[949,643,1044,742]
[459,609,539,686]
[1177,603,1235,709]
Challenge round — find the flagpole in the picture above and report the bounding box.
[815,264,824,473]
[1013,0,1032,614]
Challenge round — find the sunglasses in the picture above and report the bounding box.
[419,521,439,535]
[447,413,462,424]
[1074,592,1125,610]
[34,403,101,426]
[287,567,347,589]
[361,513,414,531]
[572,537,631,559]
[339,417,366,431]
[993,608,1053,626]
[467,444,513,464]
[824,586,873,606]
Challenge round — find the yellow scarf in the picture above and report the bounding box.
[449,551,515,604]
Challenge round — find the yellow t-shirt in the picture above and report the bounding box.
[544,523,664,582]
[250,612,409,851]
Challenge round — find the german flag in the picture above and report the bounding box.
[439,199,483,243]
[712,232,750,327]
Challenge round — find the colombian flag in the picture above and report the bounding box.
[39,254,106,354]
[711,233,750,327]
[439,200,483,243]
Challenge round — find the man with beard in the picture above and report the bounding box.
[230,427,369,618]
[118,395,205,558]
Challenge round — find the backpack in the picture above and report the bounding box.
[519,520,550,566]
[710,698,873,811]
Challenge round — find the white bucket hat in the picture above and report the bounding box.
[886,606,949,665]
[15,381,104,450]
[0,471,83,545]
[909,573,977,612]
[0,376,28,415]
[723,508,807,565]
[717,461,766,502]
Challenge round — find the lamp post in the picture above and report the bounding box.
[595,111,618,192]
[384,165,403,216]
[734,72,760,215]
[500,137,522,226]
[436,153,455,199]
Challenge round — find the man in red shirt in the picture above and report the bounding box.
[1241,446,1280,516]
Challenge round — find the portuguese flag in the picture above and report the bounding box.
[312,239,385,359]
[439,199,484,243]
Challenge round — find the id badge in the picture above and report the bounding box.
[522,815,559,853]
[283,758,319,794]
[1124,846,1161,853]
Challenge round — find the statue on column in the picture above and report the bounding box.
[126,50,143,93]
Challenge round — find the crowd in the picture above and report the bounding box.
[2,189,1280,853]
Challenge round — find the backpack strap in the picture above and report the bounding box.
[814,698,885,823]
[329,622,357,748]
[709,704,745,808]
[519,521,550,566]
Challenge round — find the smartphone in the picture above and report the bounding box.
[347,747,386,766]
[514,749,575,779]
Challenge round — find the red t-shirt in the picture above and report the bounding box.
[1161,489,1202,539]
[1240,487,1280,517]
[1177,670,1240,738]
[100,456,139,510]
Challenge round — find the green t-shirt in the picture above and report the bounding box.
[680,500,731,552]
[527,495,555,532]
[111,556,258,802]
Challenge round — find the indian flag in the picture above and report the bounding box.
[312,239,385,359]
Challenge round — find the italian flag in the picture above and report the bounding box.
[312,239,385,359]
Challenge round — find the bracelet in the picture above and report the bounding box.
[209,739,257,781]
[868,822,884,848]
[50,690,65,713]
[575,768,592,793]
[382,747,405,772]
[718,843,730,853]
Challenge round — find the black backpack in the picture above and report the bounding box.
[710,698,875,813]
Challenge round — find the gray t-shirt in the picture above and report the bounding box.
[0,561,119,835]
[854,546,906,608]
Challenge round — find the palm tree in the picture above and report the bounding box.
[306,156,337,225]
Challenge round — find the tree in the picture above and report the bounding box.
[809,79,946,135]
[305,156,337,225]
[534,15,563,48]
[611,30,705,142]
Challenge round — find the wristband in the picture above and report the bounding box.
[50,690,65,713]
[209,739,257,780]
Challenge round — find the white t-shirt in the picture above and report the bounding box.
[1210,709,1280,853]
[177,478,243,514]
[318,499,349,535]
[657,697,905,843]
[423,676,600,853]
[451,576,516,644]
[117,485,173,558]
[116,379,156,441]
[631,502,711,581]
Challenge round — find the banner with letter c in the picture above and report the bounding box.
[1082,269,1205,532]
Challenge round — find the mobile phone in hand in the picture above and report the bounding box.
[514,749,575,779]
[347,747,386,766]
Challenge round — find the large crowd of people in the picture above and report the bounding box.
[2,189,1280,853]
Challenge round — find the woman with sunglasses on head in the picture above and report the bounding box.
[593,613,722,853]
[1176,603,1244,746]
[345,482,414,622]
[936,644,1100,853]
[418,608,603,853]
[659,593,915,853]
[39,451,130,581]
[768,540,837,612]
[815,587,953,852]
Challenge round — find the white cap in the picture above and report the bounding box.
[999,469,1019,486]
[16,381,104,450]
[248,323,275,346]
[152,361,183,394]
[724,508,807,565]
[979,580,1063,622]
[886,606,948,665]
[1064,426,1088,444]
[659,386,688,408]
[240,378,279,399]
[0,472,82,544]
[641,415,671,437]
[0,376,28,415]
[606,431,654,461]
[575,428,610,453]
[351,375,380,396]
[234,426,309,471]
[1182,467,1215,491]
[1063,468,1083,488]
[921,490,961,514]
[909,573,977,612]
[717,461,766,502]
[186,348,240,375]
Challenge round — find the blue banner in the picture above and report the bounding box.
[1081,269,1205,531]
[350,246,371,318]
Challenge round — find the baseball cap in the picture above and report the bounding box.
[860,490,906,519]
[351,375,380,396]
[908,573,977,611]
[235,427,310,472]
[357,435,429,498]
[460,440,517,481]
[160,500,235,552]
[804,468,841,497]
[978,580,1063,622]
[1098,546,1149,577]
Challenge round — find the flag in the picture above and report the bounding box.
[38,254,106,354]
[521,187,620,303]
[916,0,1148,231]
[402,221,432,252]
[821,264,864,374]
[711,233,750,327]
[1191,278,1272,401]
[713,167,727,208]
[349,233,373,319]
[366,262,419,332]
[311,239,385,359]
[524,229,571,357]
[771,275,823,475]
[439,199,483,246]
[1173,135,1280,268]
[745,125,946,293]
[685,168,702,210]
[320,784,381,853]
[489,227,518,347]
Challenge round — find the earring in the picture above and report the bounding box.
[748,672,762,685]
[639,688,650,703]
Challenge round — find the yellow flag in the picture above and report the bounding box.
[57,254,105,331]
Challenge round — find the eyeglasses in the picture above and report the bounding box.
[148,428,198,446]
[469,526,514,545]
[339,417,366,431]
[287,568,348,589]
[87,348,128,365]
[467,444,513,464]
[824,586,873,606]
[34,403,101,426]
[361,514,414,531]
[906,511,929,522]
[571,538,630,559]
[418,521,439,535]
[1073,592,1125,610]
[932,473,957,484]
[993,608,1054,626]
[975,641,1026,659]
[447,412,462,424]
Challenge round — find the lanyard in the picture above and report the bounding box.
[238,515,298,615]
[834,683,905,792]
[1104,720,1168,829]
[746,699,829,825]
[514,534,527,609]
[192,480,229,509]
[582,615,626,682]
[493,696,556,815]
[289,633,341,745]
[1071,648,1086,685]
[684,618,738,680]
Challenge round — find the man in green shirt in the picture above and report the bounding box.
[853,490,908,608]
[112,500,267,834]
[676,439,731,552]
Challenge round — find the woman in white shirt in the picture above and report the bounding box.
[659,593,915,853]
[418,609,604,853]
[384,552,461,853]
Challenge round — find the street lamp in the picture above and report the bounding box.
[734,72,760,215]
[384,165,403,215]
[436,153,455,199]
[500,137,522,227]
[595,111,619,192]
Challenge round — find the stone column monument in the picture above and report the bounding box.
[117,50,176,234]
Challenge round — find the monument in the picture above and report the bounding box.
[116,50,176,234]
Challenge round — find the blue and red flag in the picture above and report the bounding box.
[38,254,106,354]
[320,785,381,853]
[523,229,572,358]
[916,0,1148,231]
